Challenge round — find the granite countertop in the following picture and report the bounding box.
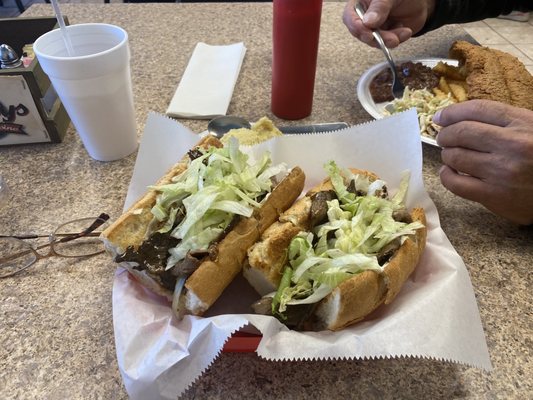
[1,3,531,399]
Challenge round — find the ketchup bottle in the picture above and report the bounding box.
[271,0,323,120]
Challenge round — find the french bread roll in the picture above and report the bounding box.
[245,166,426,331]
[313,207,426,330]
[101,136,305,316]
[182,164,305,314]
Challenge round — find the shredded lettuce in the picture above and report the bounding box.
[148,137,287,270]
[273,160,425,317]
[392,170,410,206]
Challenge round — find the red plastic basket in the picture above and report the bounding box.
[222,332,262,352]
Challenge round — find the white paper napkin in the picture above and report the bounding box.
[166,42,246,119]
[114,111,492,399]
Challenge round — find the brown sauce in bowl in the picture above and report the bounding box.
[369,61,439,103]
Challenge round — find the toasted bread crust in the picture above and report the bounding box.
[314,207,426,331]
[245,168,378,291]
[185,166,305,314]
[244,220,305,295]
[184,217,260,313]
[313,270,388,331]
[383,207,426,304]
[101,135,222,253]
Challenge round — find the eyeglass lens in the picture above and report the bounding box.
[0,215,110,278]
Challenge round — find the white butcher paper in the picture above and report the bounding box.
[113,110,492,400]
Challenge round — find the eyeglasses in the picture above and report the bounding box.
[0,214,111,278]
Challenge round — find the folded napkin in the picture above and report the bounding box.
[166,42,246,119]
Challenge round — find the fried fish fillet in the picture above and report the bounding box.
[449,40,533,110]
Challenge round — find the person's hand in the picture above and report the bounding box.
[343,0,435,48]
[435,100,533,225]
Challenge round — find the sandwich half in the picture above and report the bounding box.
[245,161,426,331]
[101,135,305,317]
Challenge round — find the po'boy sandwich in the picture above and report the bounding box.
[245,161,426,331]
[101,135,305,317]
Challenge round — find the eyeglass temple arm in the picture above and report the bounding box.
[0,232,103,240]
[0,214,110,270]
[0,234,41,239]
[56,213,110,243]
[0,213,110,242]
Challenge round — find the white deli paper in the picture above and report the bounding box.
[113,110,492,400]
[166,42,246,119]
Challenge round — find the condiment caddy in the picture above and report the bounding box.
[0,17,70,146]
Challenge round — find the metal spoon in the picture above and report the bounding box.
[207,116,348,138]
[354,2,405,99]
[207,116,251,138]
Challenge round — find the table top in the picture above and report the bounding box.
[1,3,532,399]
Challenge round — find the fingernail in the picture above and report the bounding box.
[439,165,446,175]
[363,11,378,26]
[433,110,442,124]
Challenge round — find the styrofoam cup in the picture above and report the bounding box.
[33,23,138,161]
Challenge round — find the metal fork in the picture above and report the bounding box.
[354,2,405,98]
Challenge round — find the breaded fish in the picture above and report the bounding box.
[449,41,533,110]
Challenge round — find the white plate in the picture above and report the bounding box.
[357,58,458,147]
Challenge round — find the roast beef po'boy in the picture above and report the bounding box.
[101,136,305,317]
[244,161,426,331]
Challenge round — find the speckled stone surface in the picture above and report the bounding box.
[0,3,531,400]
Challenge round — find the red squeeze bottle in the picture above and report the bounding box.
[271,0,323,120]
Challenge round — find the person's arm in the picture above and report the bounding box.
[344,0,531,48]
[418,0,530,35]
